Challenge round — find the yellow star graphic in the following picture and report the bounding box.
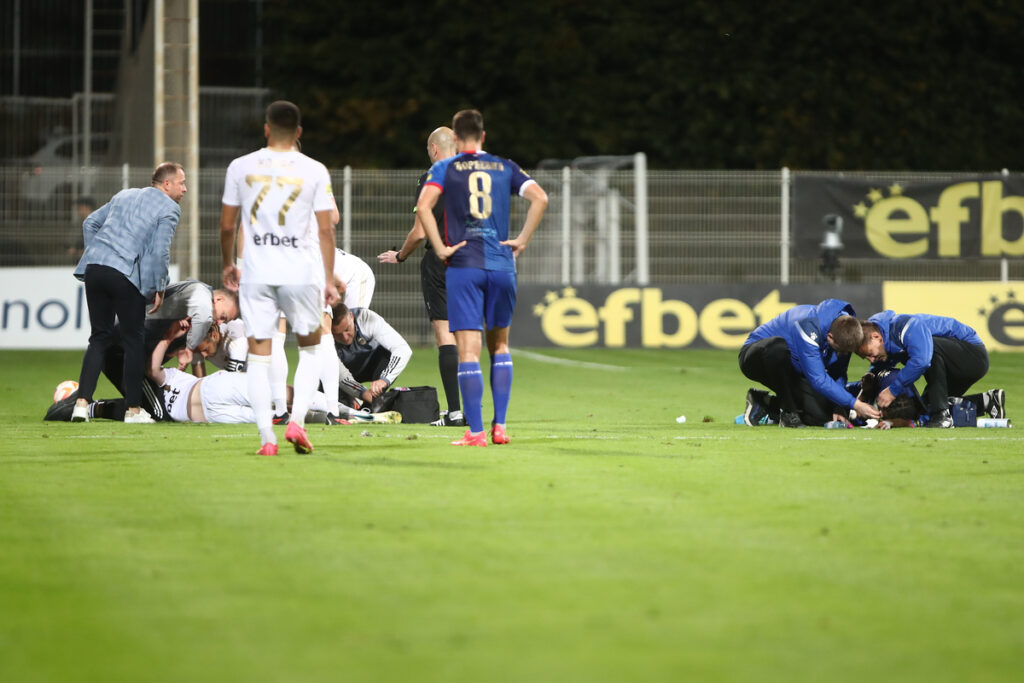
[853,202,868,218]
[544,291,558,303]
[533,303,546,316]
[867,188,883,203]
[889,183,903,196]
[562,286,577,298]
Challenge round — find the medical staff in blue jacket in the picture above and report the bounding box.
[71,161,186,424]
[857,311,991,428]
[739,299,881,427]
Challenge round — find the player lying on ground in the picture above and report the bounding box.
[146,328,400,425]
[743,370,1005,429]
[46,324,400,425]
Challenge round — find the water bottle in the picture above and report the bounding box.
[976,418,1012,428]
[824,420,850,429]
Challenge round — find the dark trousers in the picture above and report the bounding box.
[739,337,836,426]
[101,339,168,420]
[922,338,989,414]
[77,264,147,405]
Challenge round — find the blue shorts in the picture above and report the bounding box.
[446,268,517,332]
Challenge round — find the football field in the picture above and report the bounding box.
[2,348,1023,682]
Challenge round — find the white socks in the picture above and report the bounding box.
[270,330,288,415]
[318,333,340,415]
[290,345,320,428]
[247,354,275,445]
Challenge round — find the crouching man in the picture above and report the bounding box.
[329,303,412,409]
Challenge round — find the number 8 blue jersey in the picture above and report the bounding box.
[424,150,536,272]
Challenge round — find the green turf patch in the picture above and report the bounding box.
[2,349,1023,681]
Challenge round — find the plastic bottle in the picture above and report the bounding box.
[976,418,1012,428]
[824,420,851,429]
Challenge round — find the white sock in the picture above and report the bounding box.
[318,334,340,415]
[290,345,320,428]
[271,331,288,415]
[247,354,276,445]
[309,390,329,413]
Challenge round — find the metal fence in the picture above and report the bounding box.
[1,165,1020,345]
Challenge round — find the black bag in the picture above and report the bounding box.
[376,386,440,423]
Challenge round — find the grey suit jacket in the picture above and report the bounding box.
[73,186,181,298]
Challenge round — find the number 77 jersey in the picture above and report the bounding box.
[424,150,537,272]
[222,148,335,285]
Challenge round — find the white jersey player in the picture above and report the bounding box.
[148,332,398,426]
[333,248,375,309]
[220,100,339,456]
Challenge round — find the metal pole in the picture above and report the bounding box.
[1002,168,1010,283]
[342,165,352,252]
[72,94,80,169]
[83,0,93,172]
[561,166,571,285]
[153,0,165,164]
[595,189,607,283]
[13,0,20,96]
[780,166,791,285]
[609,190,621,285]
[122,162,129,190]
[187,0,199,278]
[634,152,648,285]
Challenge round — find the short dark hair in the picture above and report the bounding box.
[829,315,864,353]
[330,302,351,323]
[266,100,301,135]
[860,320,881,336]
[452,109,484,142]
[152,162,183,185]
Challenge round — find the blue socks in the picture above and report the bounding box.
[490,353,513,425]
[458,362,485,433]
[459,354,514,433]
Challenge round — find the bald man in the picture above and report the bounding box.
[378,126,465,427]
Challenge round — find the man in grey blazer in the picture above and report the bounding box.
[71,161,187,423]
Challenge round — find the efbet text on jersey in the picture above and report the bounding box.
[252,233,299,247]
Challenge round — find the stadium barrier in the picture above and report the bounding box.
[1,167,1022,348]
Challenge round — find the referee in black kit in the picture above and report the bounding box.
[378,126,464,426]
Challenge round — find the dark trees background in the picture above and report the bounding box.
[260,0,1024,170]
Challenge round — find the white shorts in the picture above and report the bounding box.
[200,371,256,424]
[240,283,323,338]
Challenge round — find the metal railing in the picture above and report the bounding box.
[1,165,1019,345]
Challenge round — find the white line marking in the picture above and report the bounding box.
[514,349,628,371]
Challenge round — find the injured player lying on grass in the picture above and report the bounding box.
[46,323,400,425]
[743,369,1005,429]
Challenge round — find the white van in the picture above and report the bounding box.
[20,134,110,203]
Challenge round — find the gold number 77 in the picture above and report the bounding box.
[245,175,306,226]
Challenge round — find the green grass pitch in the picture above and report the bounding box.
[2,348,1023,682]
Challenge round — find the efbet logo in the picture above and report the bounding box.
[979,291,1024,347]
[532,287,796,349]
[854,181,1024,258]
[879,282,1024,350]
